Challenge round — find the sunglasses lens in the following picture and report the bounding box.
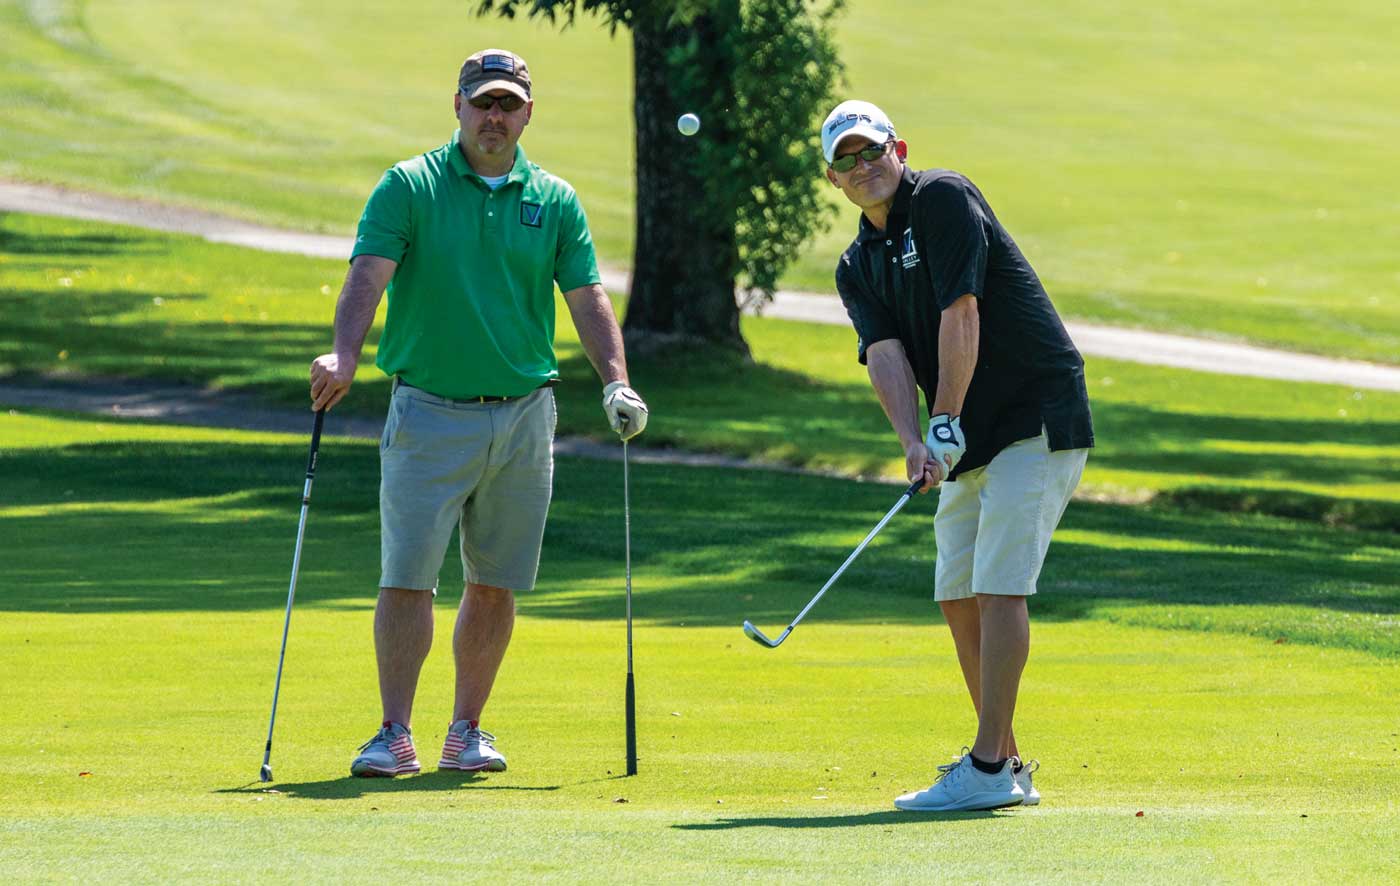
[831,141,889,174]
[468,95,524,112]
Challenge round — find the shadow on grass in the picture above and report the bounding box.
[552,348,899,478]
[215,770,570,799]
[0,226,154,258]
[0,288,345,401]
[2,427,1395,647]
[672,810,1005,829]
[217,771,635,800]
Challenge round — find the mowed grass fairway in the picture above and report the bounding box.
[3,413,1398,882]
[3,0,1399,359]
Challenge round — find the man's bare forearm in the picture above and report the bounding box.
[562,283,627,385]
[332,255,396,360]
[931,294,979,416]
[866,339,924,448]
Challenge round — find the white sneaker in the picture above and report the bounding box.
[350,721,421,777]
[895,751,1024,812]
[439,719,507,772]
[1014,759,1040,806]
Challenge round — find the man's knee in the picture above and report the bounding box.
[380,586,434,606]
[975,593,1028,622]
[940,596,979,623]
[466,583,515,605]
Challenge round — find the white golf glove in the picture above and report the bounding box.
[925,413,966,479]
[602,381,648,441]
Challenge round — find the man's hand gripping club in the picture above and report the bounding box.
[603,381,648,441]
[925,413,966,482]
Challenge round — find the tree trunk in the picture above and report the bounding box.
[624,2,748,357]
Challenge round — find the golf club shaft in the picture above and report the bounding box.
[779,478,922,635]
[261,409,324,776]
[623,436,637,775]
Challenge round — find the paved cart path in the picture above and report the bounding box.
[4,180,1399,392]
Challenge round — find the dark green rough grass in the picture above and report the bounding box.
[4,411,1397,657]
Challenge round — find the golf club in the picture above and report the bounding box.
[622,427,637,776]
[743,478,923,649]
[259,408,325,783]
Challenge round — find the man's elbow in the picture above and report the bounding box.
[866,338,906,364]
[944,293,978,319]
[563,283,609,309]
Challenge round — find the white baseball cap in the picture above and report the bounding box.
[820,100,897,164]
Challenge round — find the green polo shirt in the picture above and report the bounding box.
[351,132,602,398]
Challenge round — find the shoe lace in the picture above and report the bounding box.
[463,725,497,747]
[935,744,968,778]
[358,725,396,753]
[933,747,972,784]
[1018,758,1039,777]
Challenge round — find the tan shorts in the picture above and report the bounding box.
[934,432,1087,602]
[379,381,556,592]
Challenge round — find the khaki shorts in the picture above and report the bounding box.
[379,381,556,592]
[934,432,1087,602]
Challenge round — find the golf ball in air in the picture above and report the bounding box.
[677,113,701,136]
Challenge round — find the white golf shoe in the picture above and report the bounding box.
[350,721,421,777]
[439,719,507,772]
[1014,759,1040,806]
[894,751,1024,812]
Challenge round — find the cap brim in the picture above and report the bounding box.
[825,124,892,163]
[464,80,530,101]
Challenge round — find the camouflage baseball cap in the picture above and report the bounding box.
[458,49,531,101]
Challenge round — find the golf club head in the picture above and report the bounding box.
[259,764,273,783]
[742,620,782,648]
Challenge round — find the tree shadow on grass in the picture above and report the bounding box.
[671,810,1004,829]
[552,348,898,477]
[1,413,1397,657]
[1,431,1396,630]
[0,225,154,258]
[0,288,341,401]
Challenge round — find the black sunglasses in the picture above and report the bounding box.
[829,140,893,173]
[464,92,526,113]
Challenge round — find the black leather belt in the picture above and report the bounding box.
[394,377,555,404]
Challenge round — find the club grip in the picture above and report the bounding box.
[625,673,637,775]
[306,409,325,477]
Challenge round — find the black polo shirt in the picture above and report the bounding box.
[835,166,1094,479]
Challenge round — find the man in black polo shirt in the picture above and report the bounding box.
[821,100,1093,812]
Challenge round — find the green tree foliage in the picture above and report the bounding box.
[478,0,845,353]
[730,0,845,303]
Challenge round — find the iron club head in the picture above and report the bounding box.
[742,620,783,648]
[259,764,273,783]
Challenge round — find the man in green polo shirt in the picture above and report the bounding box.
[308,48,649,778]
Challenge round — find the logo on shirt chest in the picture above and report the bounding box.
[901,226,920,269]
[520,202,544,228]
